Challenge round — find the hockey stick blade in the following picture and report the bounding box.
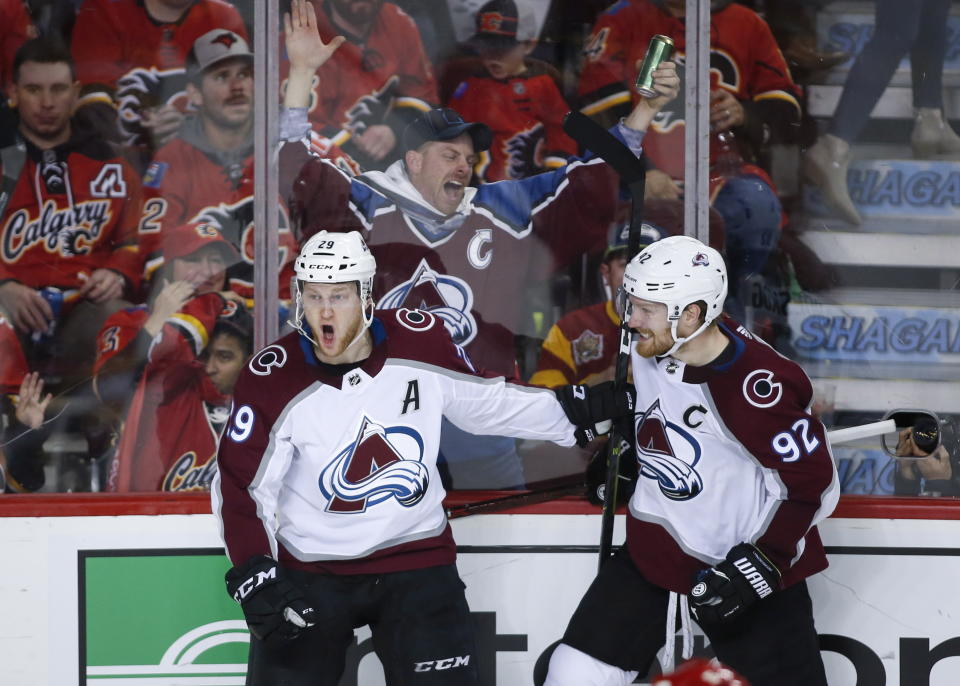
[562,111,646,184]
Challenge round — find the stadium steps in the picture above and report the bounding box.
[792,2,960,417]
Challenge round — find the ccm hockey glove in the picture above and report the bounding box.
[689,543,781,624]
[555,382,636,447]
[225,555,316,642]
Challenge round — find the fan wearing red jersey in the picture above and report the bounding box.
[279,0,439,170]
[446,0,577,183]
[138,29,299,301]
[94,221,251,492]
[71,0,248,167]
[0,39,142,393]
[545,237,838,686]
[578,0,801,320]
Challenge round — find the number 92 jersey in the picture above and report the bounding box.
[625,317,840,594]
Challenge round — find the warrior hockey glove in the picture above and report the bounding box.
[689,543,781,624]
[225,555,316,642]
[555,382,636,447]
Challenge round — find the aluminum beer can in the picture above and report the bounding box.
[31,286,63,343]
[635,34,674,98]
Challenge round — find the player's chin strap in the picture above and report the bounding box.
[287,280,376,353]
[660,592,694,674]
[662,317,712,358]
[617,290,713,359]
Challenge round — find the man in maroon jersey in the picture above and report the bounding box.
[0,39,142,394]
[71,0,248,168]
[139,29,301,302]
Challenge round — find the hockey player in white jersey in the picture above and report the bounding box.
[211,230,632,685]
[545,236,840,686]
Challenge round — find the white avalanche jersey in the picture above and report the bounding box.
[212,308,575,574]
[625,317,840,594]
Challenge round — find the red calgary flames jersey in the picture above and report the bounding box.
[0,136,142,288]
[280,2,437,145]
[140,137,298,299]
[96,293,231,492]
[448,62,577,183]
[578,0,800,181]
[72,0,248,146]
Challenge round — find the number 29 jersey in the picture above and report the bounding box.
[625,317,840,594]
[212,309,576,574]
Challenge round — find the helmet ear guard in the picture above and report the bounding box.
[621,236,727,356]
[290,231,377,350]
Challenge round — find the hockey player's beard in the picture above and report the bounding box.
[316,316,364,361]
[634,327,674,358]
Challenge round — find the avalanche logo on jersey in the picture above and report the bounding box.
[635,399,704,501]
[319,416,429,514]
[379,258,478,346]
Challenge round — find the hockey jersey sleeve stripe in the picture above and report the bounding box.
[580,90,632,117]
[538,324,577,377]
[167,313,209,357]
[528,368,571,389]
[393,96,432,113]
[754,90,801,113]
[78,91,115,108]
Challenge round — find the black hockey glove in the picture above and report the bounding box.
[585,436,638,506]
[689,543,781,625]
[555,382,635,447]
[225,555,316,642]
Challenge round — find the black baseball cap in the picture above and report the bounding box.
[470,0,522,51]
[403,107,493,153]
[604,221,663,260]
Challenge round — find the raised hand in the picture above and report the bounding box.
[15,372,52,430]
[284,0,345,77]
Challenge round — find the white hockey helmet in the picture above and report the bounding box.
[290,230,377,347]
[621,235,727,356]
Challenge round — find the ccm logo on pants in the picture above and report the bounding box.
[414,655,471,672]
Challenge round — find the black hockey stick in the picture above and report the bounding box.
[563,110,647,570]
[445,475,586,519]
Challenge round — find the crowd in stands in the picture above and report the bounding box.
[0,0,954,496]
